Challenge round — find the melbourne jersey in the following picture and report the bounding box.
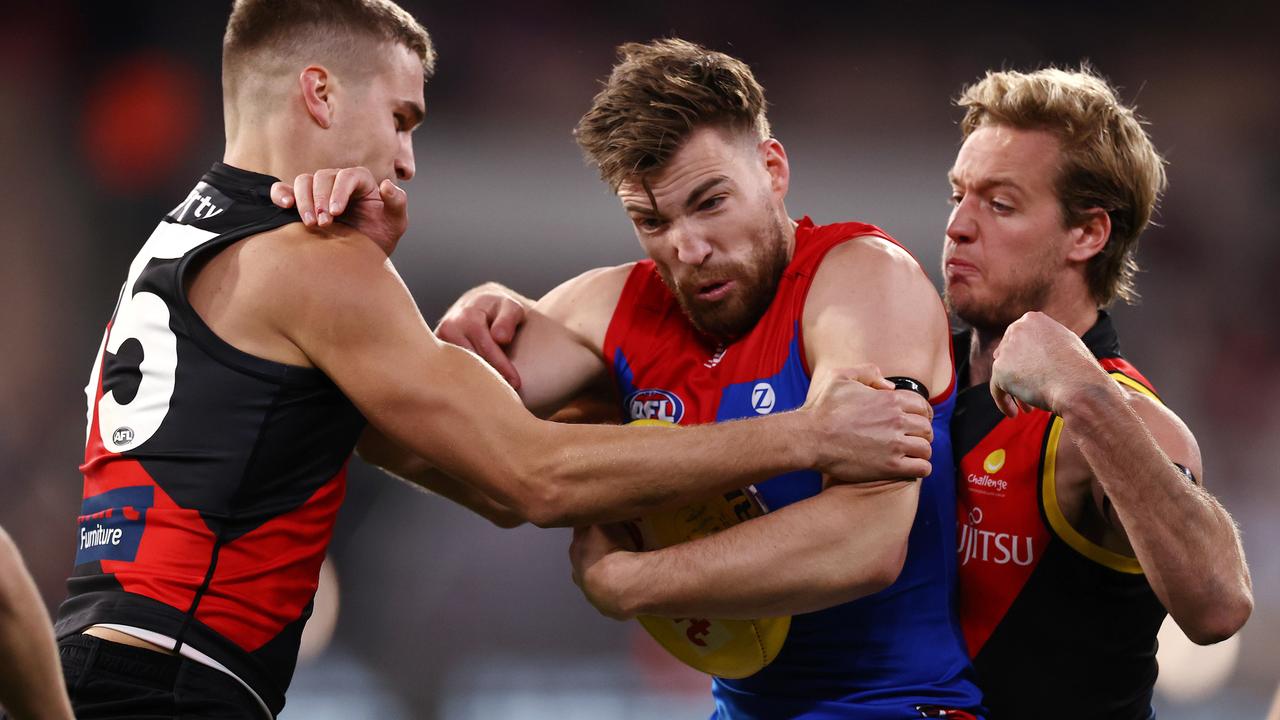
[954,312,1166,719]
[57,163,367,716]
[604,217,982,719]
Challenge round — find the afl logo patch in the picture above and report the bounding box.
[111,427,135,446]
[626,389,685,423]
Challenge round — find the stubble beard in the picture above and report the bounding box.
[945,267,1055,334]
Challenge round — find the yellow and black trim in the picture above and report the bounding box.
[1038,368,1163,575]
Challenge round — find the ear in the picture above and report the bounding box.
[1066,208,1111,263]
[299,66,334,129]
[760,138,790,199]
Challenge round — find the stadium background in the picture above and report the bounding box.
[2,2,1276,717]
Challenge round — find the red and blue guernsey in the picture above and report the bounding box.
[603,217,983,719]
[58,163,366,716]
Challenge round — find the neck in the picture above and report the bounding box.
[966,290,1100,387]
[222,109,318,185]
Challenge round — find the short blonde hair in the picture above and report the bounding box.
[575,39,771,190]
[223,0,435,87]
[957,66,1167,306]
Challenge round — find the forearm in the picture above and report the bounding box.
[0,532,73,720]
[594,482,916,619]
[1064,385,1252,641]
[520,412,818,527]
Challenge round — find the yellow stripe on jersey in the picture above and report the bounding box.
[1041,415,1144,575]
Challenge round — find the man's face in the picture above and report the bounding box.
[943,123,1073,332]
[330,42,424,183]
[617,126,792,343]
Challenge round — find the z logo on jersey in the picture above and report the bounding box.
[626,389,685,423]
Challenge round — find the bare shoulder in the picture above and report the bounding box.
[1125,389,1204,479]
[804,233,950,390]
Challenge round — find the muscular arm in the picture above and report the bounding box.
[266,227,883,528]
[0,527,74,720]
[1062,384,1252,644]
[992,311,1253,645]
[355,427,524,528]
[576,237,952,618]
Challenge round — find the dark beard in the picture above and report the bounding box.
[660,215,791,344]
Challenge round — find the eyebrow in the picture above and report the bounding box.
[948,173,1026,195]
[622,175,731,217]
[398,100,425,129]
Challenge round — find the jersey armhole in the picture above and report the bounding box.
[1039,415,1145,575]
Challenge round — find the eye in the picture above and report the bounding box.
[990,198,1014,213]
[698,195,725,212]
[635,216,665,232]
[394,113,408,132]
[948,191,964,206]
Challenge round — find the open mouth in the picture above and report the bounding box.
[696,280,734,301]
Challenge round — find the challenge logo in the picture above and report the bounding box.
[983,448,1006,474]
[626,388,685,423]
[74,486,154,566]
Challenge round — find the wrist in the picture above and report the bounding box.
[593,550,646,620]
[787,409,822,473]
[1059,378,1127,430]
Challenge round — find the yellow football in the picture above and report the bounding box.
[627,419,791,679]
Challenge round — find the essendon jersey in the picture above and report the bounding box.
[604,217,982,719]
[57,163,366,715]
[953,312,1166,719]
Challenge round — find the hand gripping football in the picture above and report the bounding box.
[627,419,791,678]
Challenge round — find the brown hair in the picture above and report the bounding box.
[957,66,1167,306]
[223,0,435,86]
[575,38,770,189]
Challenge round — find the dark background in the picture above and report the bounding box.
[2,2,1276,717]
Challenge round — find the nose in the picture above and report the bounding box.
[946,196,977,245]
[669,220,712,267]
[395,134,415,181]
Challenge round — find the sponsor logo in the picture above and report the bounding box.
[111,426,135,446]
[626,388,685,423]
[74,486,154,565]
[966,472,1009,494]
[983,448,1006,474]
[751,382,776,415]
[170,186,227,222]
[958,504,1035,567]
[676,618,712,647]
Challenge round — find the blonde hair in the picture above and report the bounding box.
[575,38,771,189]
[223,0,435,90]
[957,66,1167,306]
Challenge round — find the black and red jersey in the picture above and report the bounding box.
[953,312,1166,719]
[57,163,367,716]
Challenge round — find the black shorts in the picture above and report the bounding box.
[57,634,267,720]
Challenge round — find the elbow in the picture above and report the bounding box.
[485,507,527,530]
[869,537,910,594]
[1184,592,1254,646]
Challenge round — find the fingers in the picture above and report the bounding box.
[834,363,893,389]
[292,174,317,226]
[464,321,522,389]
[380,179,407,215]
[991,384,1021,418]
[489,299,526,345]
[270,181,294,209]
[329,167,378,217]
[309,171,339,227]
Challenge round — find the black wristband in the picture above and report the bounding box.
[885,376,930,401]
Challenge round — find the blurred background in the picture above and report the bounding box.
[2,2,1277,718]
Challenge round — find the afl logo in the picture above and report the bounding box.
[111,427,135,446]
[983,448,1006,474]
[626,389,685,423]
